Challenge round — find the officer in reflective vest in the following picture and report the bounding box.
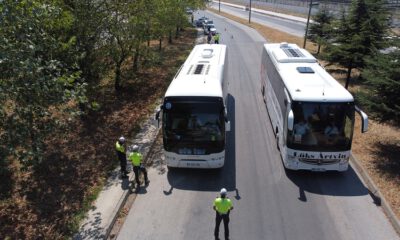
[116,136,128,178]
[128,145,149,186]
[213,188,233,240]
[214,33,220,44]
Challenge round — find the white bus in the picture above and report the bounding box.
[156,44,229,169]
[261,43,368,172]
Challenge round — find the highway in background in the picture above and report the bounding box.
[116,10,399,240]
[208,1,306,37]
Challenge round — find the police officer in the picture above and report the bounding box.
[128,145,149,186]
[213,188,233,240]
[214,33,220,44]
[116,136,128,178]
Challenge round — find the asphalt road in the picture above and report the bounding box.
[208,2,306,37]
[116,11,399,240]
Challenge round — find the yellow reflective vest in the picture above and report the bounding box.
[213,197,233,214]
[116,141,125,153]
[129,152,142,166]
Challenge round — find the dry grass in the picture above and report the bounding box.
[209,7,400,220]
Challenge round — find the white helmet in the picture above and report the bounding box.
[131,145,139,152]
[220,188,227,196]
[118,136,125,143]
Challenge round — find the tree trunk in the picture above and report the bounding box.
[133,45,140,72]
[115,61,123,91]
[317,44,321,54]
[159,38,162,51]
[345,64,353,89]
[175,26,179,38]
[168,31,172,44]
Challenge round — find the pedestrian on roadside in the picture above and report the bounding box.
[116,136,128,178]
[213,188,233,240]
[207,32,212,44]
[128,145,149,187]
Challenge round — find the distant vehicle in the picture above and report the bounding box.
[260,43,368,172]
[196,20,203,27]
[210,28,217,36]
[185,7,194,15]
[156,44,230,169]
[204,20,214,25]
[204,23,215,35]
[196,17,208,27]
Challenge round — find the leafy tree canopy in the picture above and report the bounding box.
[357,40,400,124]
[0,0,86,168]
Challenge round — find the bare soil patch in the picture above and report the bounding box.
[0,28,197,239]
[209,7,400,221]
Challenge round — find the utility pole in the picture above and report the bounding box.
[248,0,252,23]
[303,0,319,48]
[219,0,221,12]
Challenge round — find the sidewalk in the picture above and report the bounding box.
[73,116,160,240]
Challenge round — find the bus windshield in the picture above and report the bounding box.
[162,97,225,155]
[288,101,355,151]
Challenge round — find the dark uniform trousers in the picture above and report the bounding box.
[214,211,230,240]
[117,151,127,174]
[133,165,148,184]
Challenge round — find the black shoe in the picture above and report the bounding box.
[145,179,150,185]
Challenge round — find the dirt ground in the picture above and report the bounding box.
[209,7,400,221]
[0,28,197,239]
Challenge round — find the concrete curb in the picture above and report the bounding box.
[350,154,400,235]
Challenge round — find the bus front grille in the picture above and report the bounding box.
[299,158,340,165]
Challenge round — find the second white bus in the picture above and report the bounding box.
[261,43,368,172]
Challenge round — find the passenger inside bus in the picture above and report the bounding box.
[324,120,339,137]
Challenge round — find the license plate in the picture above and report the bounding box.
[187,162,201,167]
[312,168,326,172]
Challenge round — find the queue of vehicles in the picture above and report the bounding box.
[196,17,217,36]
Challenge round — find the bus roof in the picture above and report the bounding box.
[264,43,354,102]
[165,44,226,98]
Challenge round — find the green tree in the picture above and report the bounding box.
[0,0,86,167]
[307,7,334,54]
[325,0,390,89]
[357,42,400,124]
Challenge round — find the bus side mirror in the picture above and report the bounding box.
[288,110,294,131]
[355,106,368,133]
